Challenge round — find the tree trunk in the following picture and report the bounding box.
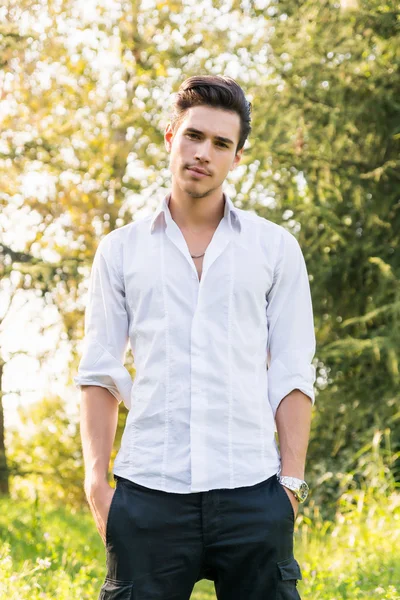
[0,359,9,496]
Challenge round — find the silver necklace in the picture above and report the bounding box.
[191,252,205,259]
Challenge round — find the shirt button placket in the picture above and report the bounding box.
[190,282,208,491]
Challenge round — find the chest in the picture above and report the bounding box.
[123,225,274,320]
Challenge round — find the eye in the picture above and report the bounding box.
[216,141,228,148]
[186,132,199,139]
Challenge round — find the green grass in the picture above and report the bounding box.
[0,491,399,599]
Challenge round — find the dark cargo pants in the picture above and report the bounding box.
[99,473,302,599]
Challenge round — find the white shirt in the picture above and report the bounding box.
[74,193,316,493]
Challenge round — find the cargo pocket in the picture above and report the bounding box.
[276,557,302,599]
[99,577,134,599]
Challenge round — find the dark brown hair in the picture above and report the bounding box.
[170,75,252,152]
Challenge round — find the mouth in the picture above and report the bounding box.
[186,167,210,178]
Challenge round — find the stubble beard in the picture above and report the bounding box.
[182,173,221,200]
[185,187,216,199]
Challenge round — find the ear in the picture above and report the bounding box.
[230,147,243,170]
[165,123,174,152]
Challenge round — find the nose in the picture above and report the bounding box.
[194,139,211,162]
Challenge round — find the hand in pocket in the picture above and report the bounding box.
[86,482,116,545]
[282,486,299,519]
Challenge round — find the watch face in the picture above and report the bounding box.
[298,482,309,502]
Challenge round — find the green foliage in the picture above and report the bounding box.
[296,476,400,598]
[7,396,128,506]
[7,397,85,505]
[307,426,399,512]
[0,501,105,600]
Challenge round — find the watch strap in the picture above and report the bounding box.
[277,475,309,503]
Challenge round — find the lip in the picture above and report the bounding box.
[187,167,210,177]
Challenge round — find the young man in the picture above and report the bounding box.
[75,75,316,600]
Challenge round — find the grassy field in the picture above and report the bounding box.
[0,491,399,600]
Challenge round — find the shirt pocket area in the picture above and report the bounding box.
[276,556,302,600]
[99,578,134,600]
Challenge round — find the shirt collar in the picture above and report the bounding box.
[150,192,242,234]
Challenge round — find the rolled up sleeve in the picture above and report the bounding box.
[74,233,133,408]
[266,229,316,416]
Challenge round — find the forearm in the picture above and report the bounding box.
[80,385,119,491]
[275,388,312,479]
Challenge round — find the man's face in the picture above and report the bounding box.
[165,105,243,199]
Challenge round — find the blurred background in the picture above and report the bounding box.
[0,0,399,598]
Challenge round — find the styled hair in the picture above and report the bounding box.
[170,75,252,152]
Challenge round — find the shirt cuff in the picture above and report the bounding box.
[74,340,133,408]
[268,357,315,417]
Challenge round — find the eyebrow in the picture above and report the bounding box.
[184,127,235,146]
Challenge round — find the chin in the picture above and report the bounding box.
[184,185,214,199]
[177,178,206,197]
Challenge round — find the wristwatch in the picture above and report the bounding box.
[277,475,309,503]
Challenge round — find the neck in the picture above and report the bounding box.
[168,181,225,233]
